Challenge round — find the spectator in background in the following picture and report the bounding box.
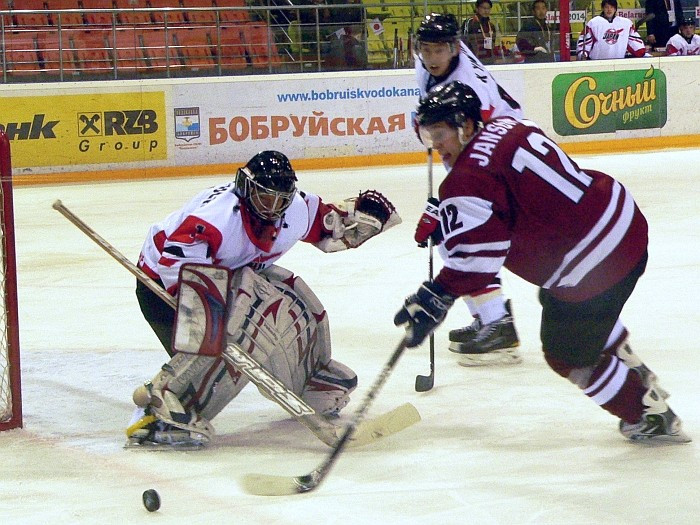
[294,0,334,54]
[665,16,700,55]
[517,0,558,62]
[462,0,505,64]
[577,0,646,59]
[323,0,366,70]
[325,23,368,70]
[643,0,684,48]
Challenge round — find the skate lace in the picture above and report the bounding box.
[474,315,512,342]
[454,318,481,335]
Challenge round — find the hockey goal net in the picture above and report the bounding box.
[0,130,22,430]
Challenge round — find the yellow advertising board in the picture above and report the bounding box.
[0,91,166,168]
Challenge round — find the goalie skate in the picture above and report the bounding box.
[125,410,208,451]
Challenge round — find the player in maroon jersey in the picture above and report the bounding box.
[394,81,690,443]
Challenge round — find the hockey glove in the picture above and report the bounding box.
[414,197,443,247]
[394,281,456,348]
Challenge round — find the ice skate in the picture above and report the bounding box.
[449,301,521,366]
[619,386,691,444]
[125,408,209,450]
[615,340,669,399]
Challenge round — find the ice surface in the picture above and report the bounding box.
[2,148,698,524]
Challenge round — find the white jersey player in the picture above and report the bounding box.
[128,150,401,448]
[413,13,522,366]
[578,0,646,60]
[666,17,700,56]
[414,14,522,123]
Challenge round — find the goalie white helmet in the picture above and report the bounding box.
[234,150,298,222]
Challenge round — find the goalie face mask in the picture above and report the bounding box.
[235,151,298,222]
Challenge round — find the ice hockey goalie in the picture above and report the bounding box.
[126,264,358,448]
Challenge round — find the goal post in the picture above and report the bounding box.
[0,130,22,431]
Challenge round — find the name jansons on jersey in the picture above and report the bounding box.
[469,118,519,166]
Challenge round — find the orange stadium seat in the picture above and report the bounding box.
[213,0,248,23]
[148,0,187,26]
[109,27,149,73]
[71,28,114,74]
[81,0,119,27]
[242,21,280,68]
[2,30,42,76]
[138,27,183,72]
[172,27,216,72]
[113,0,152,26]
[1,0,13,28]
[37,28,82,77]
[12,0,51,27]
[46,0,85,27]
[182,0,216,24]
[216,24,247,70]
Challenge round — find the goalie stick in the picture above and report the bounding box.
[52,200,419,448]
[241,337,410,496]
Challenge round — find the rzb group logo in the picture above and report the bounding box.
[77,109,160,155]
[0,91,167,168]
[78,110,158,137]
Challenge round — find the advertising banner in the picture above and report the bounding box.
[0,91,167,168]
[171,75,420,166]
[170,71,524,167]
[551,66,667,136]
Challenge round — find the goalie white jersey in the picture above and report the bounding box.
[138,182,324,294]
[578,15,646,60]
[415,41,523,122]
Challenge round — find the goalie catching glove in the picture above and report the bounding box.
[314,190,401,253]
[394,281,456,348]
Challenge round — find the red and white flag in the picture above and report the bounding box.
[369,18,384,36]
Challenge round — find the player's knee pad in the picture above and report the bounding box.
[302,359,358,417]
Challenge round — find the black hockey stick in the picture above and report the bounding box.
[415,146,435,392]
[241,337,410,496]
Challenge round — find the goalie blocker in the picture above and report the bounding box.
[127,264,358,448]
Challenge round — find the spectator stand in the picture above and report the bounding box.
[1,0,287,82]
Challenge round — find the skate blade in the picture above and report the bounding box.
[124,439,206,451]
[628,433,692,444]
[454,347,523,367]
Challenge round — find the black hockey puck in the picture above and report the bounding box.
[142,489,161,512]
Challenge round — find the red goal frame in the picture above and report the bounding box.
[0,130,22,431]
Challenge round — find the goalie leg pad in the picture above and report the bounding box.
[173,264,232,356]
[128,351,247,445]
[227,266,332,397]
[301,359,357,417]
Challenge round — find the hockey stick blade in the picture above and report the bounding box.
[415,334,435,392]
[346,402,420,447]
[241,338,412,496]
[241,471,321,496]
[240,403,420,496]
[414,371,434,392]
